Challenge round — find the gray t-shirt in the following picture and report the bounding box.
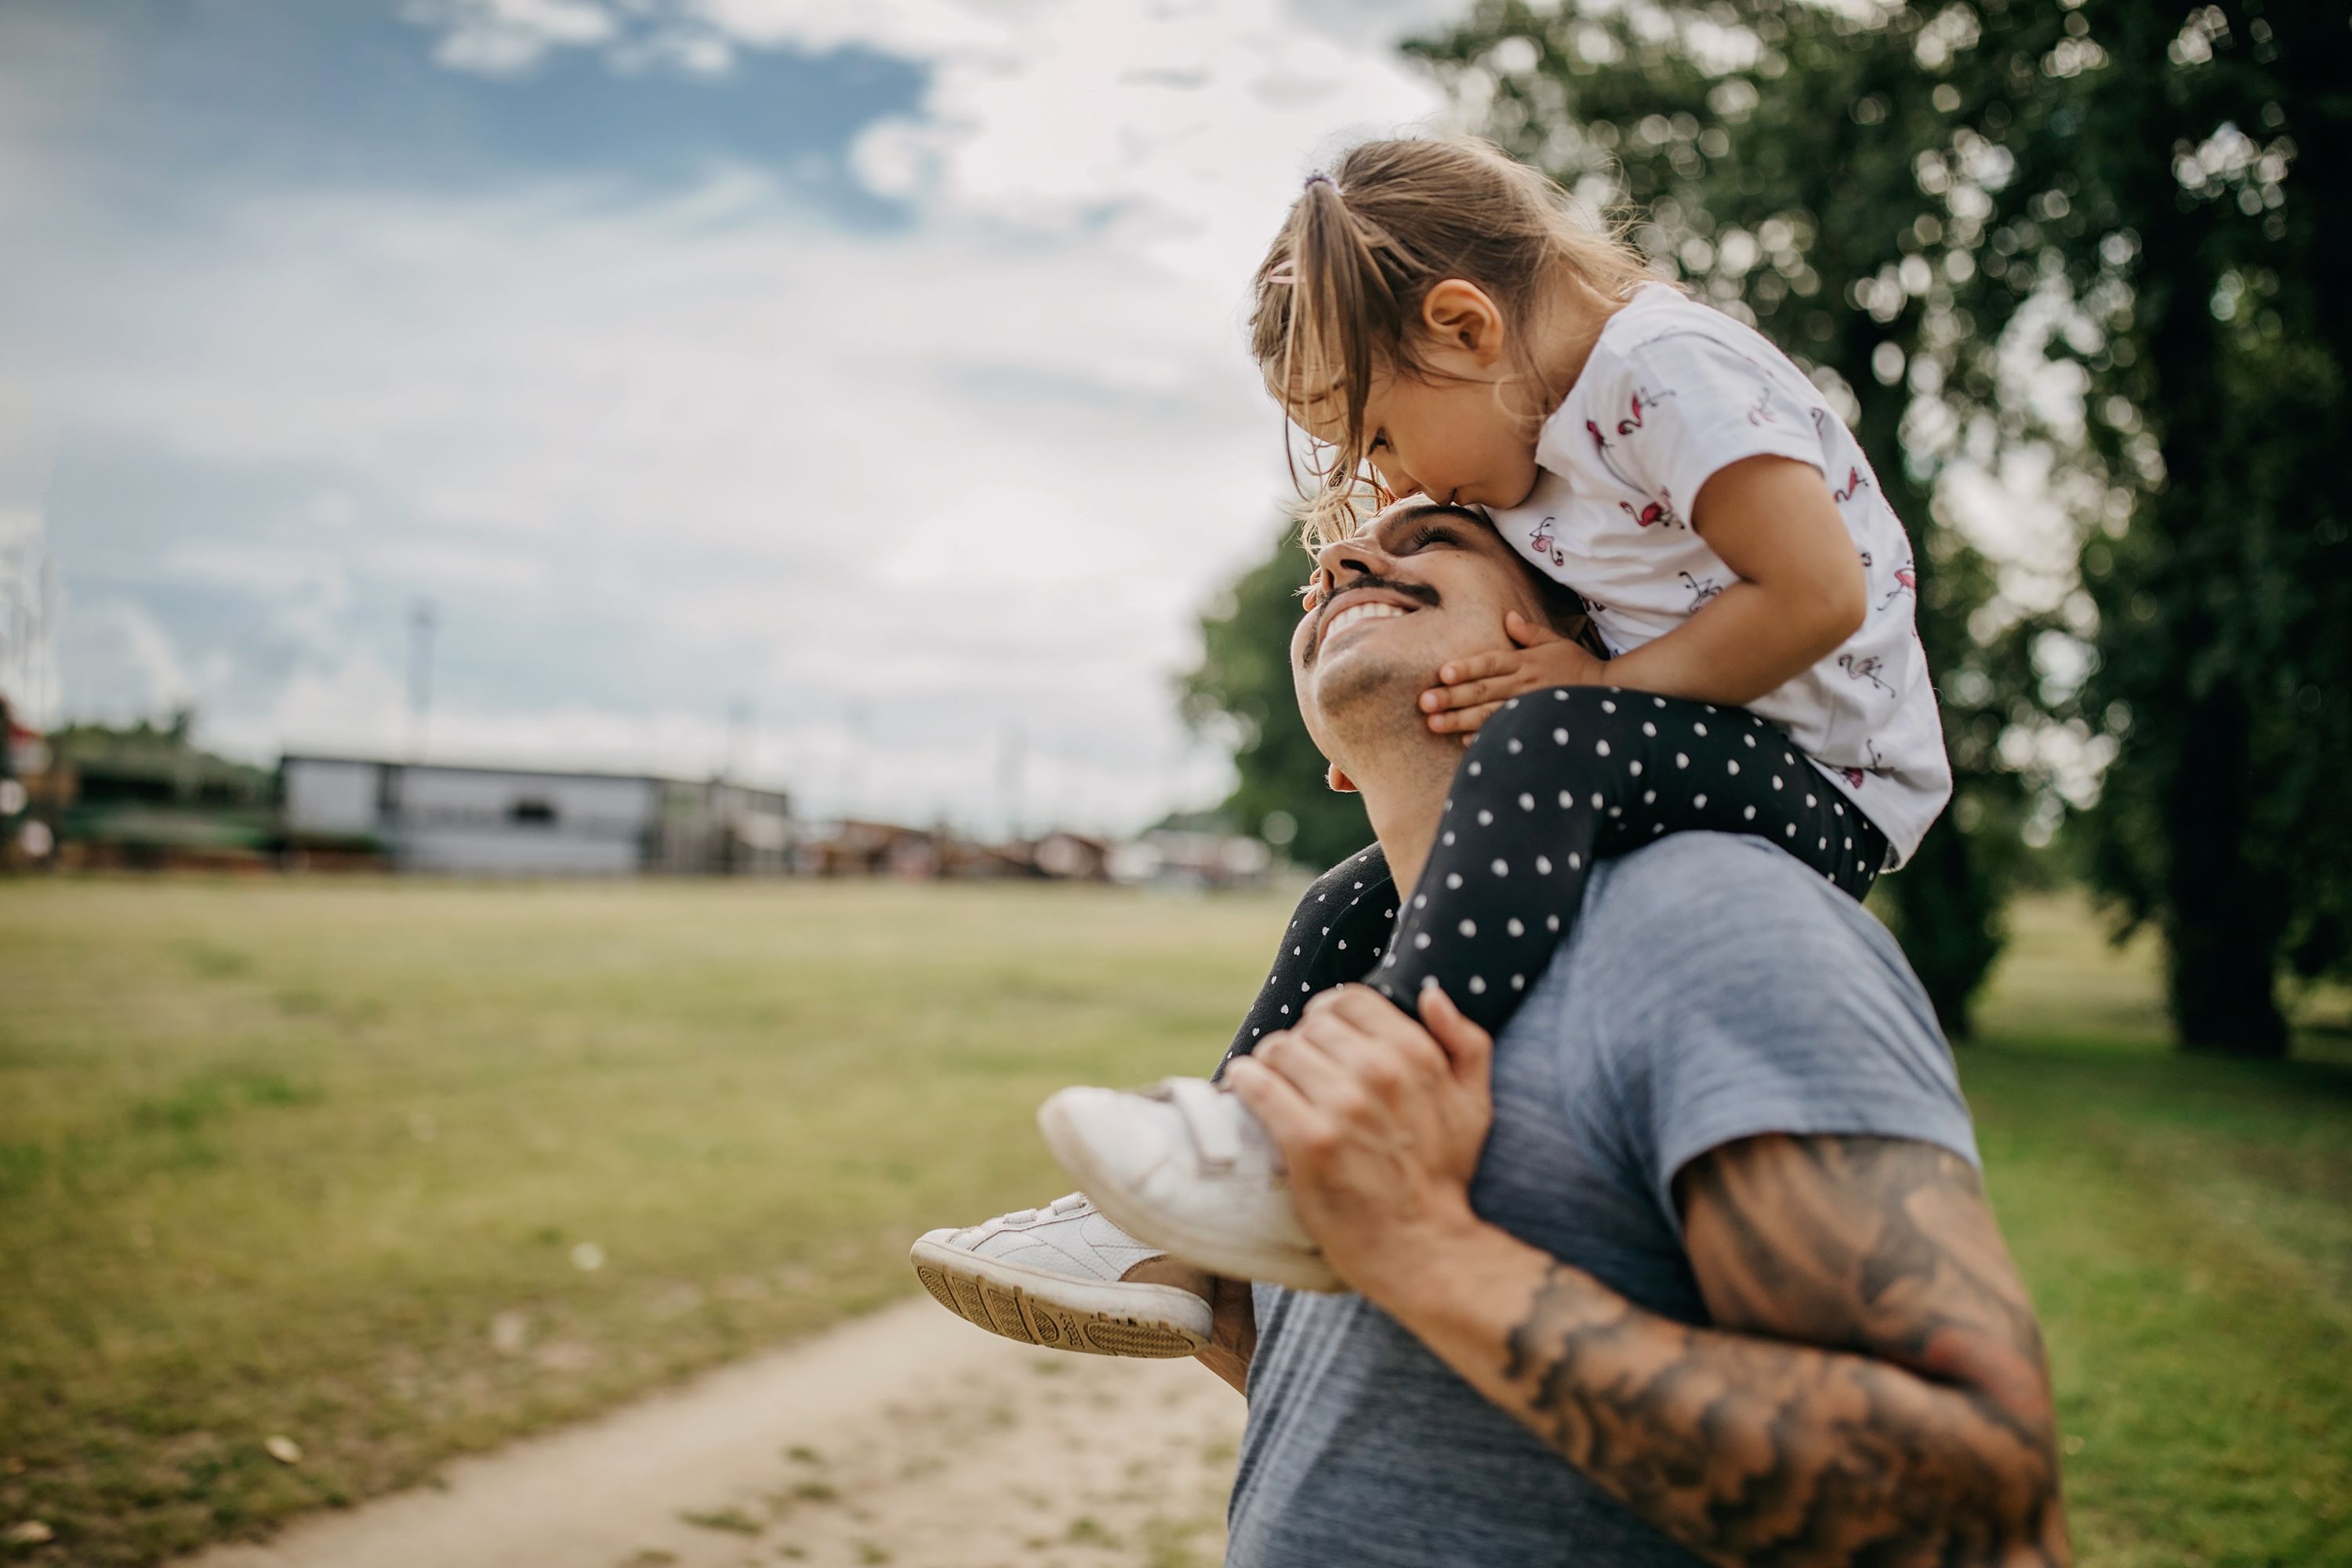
[1225,833,1979,1568]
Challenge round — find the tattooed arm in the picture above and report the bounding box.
[1229,987,2069,1568]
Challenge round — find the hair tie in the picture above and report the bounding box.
[1305,172,1343,198]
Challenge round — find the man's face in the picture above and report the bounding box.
[1288,500,1554,766]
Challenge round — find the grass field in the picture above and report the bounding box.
[2,877,2347,1566]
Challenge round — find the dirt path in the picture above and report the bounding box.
[182,1298,1244,1568]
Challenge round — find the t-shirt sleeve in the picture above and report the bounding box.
[1585,837,1979,1234]
[1584,329,1829,524]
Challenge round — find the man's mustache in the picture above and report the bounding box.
[1305,573,1441,663]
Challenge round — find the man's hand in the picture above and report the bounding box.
[1222,985,1496,1298]
[1421,611,1609,737]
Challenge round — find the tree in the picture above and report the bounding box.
[1417,2,2351,1051]
[1181,524,1372,870]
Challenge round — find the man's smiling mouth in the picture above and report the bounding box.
[1321,601,1412,646]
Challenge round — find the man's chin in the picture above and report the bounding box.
[1304,636,1432,749]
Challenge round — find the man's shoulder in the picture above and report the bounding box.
[1577,830,1886,957]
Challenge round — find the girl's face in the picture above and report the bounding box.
[1347,361,1543,512]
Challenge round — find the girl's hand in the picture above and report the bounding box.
[1419,612,1609,736]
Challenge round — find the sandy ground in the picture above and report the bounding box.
[181,1298,1245,1568]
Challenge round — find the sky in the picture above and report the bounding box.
[0,0,1472,833]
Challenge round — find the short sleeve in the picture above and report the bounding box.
[1590,330,1828,522]
[1576,836,1979,1235]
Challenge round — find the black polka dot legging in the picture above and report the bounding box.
[1220,688,1889,1067]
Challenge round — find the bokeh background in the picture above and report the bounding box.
[2,2,2347,1566]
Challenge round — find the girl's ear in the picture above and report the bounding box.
[1420,279,1507,365]
[1326,762,1359,793]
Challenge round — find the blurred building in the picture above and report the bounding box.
[279,755,793,877]
[1108,828,1274,889]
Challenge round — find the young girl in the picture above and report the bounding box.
[909,136,1950,1349]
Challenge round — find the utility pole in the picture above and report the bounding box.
[406,600,437,761]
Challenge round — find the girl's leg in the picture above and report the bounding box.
[1218,841,1397,1076]
[1374,688,1886,1033]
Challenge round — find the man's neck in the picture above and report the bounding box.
[1351,736,1460,900]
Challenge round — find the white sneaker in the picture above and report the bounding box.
[908,1193,1213,1357]
[1037,1077,1343,1294]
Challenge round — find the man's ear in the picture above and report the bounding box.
[1326,762,1359,794]
[1419,279,1507,367]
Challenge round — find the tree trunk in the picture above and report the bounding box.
[2161,684,2288,1056]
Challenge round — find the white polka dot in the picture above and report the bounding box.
[1294,946,1302,955]
[1608,806,1622,818]
[1642,721,1657,737]
[1459,920,1478,937]
[1559,789,1575,808]
[1744,734,1757,747]
[1675,753,1689,768]
[1546,915,1561,932]
[1744,806,1757,820]
[1772,775,1783,789]
[1653,822,1664,833]
[1820,837,1829,850]
[1492,858,1510,876]
[1507,739,1523,754]
[1301,981,1311,990]
[1353,880,1363,889]
[1446,873,1464,889]
[1844,838,1853,849]
[1512,975,1526,990]
[1568,853,1582,869]
[1727,760,1740,775]
[1506,698,1520,710]
[1443,830,1457,846]
[1279,1005,1290,1014]
[1643,789,1657,804]
[1835,804,1846,816]
[1253,1029,1262,1037]
[1338,938,1348,949]
[1468,975,1487,994]
[1506,917,1525,936]
[1785,823,1797,838]
[1414,895,1428,908]
[1805,795,1817,808]
[1468,761,1482,775]
[1478,809,1495,826]
[1601,700,1617,713]
[1592,792,1606,810]
[1693,794,1708,808]
[1535,855,1552,874]
[1595,739,1611,757]
[1555,689,1570,700]
[1519,793,1535,811]
[1784,753,1796,766]
[1414,933,1432,949]
[1553,728,1569,744]
[1629,760,1644,778]
[1694,722,1708,737]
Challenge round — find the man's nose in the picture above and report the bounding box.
[1313,532,1393,589]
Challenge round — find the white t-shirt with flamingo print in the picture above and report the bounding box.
[1486,284,1951,868]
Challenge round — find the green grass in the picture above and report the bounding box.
[0,878,2346,1565]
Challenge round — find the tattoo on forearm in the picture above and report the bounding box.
[1501,1136,2068,1567]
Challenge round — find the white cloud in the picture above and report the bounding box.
[11,0,1464,831]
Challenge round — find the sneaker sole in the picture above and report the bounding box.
[906,1236,1211,1358]
[1036,1098,1346,1294]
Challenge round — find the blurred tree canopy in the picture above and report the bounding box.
[1400,0,2347,1051]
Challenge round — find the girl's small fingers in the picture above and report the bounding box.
[1439,699,1506,736]
[1436,651,1512,685]
[1504,609,1564,648]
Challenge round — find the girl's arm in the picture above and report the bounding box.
[1602,453,1867,703]
[1422,454,1867,731]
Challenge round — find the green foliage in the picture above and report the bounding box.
[1180,524,1373,870]
[1414,0,2060,1034]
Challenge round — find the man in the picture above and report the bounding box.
[1194,498,2068,1565]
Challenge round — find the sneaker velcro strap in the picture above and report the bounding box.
[1164,1076,1240,1171]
